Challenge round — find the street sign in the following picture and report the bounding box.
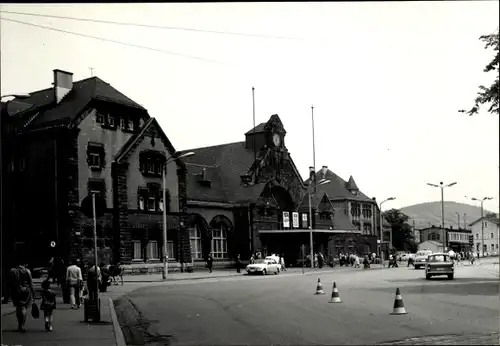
[50,241,56,248]
[81,195,106,219]
[292,212,299,228]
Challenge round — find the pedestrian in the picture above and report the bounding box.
[40,280,56,331]
[87,262,101,301]
[2,261,36,332]
[354,255,360,268]
[318,253,324,269]
[407,256,415,267]
[236,254,241,273]
[206,254,213,273]
[99,262,110,292]
[53,257,65,287]
[279,254,287,271]
[66,260,83,309]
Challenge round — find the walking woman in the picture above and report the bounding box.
[2,260,36,332]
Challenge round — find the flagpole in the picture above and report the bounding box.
[252,87,257,182]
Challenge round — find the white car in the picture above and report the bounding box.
[415,250,433,269]
[246,259,280,275]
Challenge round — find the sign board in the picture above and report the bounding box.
[282,212,290,228]
[50,241,56,248]
[292,212,299,228]
[302,213,308,228]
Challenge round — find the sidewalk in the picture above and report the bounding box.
[1,295,122,346]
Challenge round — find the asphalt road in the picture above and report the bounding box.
[116,264,500,345]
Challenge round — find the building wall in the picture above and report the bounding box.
[77,108,134,209]
[187,206,234,227]
[126,134,180,212]
[471,220,500,253]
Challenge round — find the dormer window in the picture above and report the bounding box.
[86,143,105,171]
[147,197,156,211]
[129,119,135,131]
[96,111,104,124]
[120,117,126,130]
[138,196,145,210]
[107,114,115,128]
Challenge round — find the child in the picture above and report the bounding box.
[40,280,56,331]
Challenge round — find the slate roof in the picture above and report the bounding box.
[245,122,267,135]
[298,192,330,210]
[180,141,263,204]
[7,76,146,130]
[306,168,373,203]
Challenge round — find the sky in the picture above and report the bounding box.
[1,2,499,212]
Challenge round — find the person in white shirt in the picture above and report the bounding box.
[66,260,83,309]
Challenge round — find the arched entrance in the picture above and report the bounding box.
[209,215,234,259]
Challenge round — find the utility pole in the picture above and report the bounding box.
[470,196,494,257]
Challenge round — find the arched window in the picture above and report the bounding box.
[428,232,440,241]
[189,227,202,259]
[475,233,479,239]
[213,227,228,259]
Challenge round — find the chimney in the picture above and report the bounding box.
[53,69,73,104]
[321,165,328,177]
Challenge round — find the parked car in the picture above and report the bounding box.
[246,259,280,275]
[425,253,454,280]
[415,250,433,269]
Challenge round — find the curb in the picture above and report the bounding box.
[1,306,16,317]
[108,297,127,346]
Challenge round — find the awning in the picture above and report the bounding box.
[258,229,362,234]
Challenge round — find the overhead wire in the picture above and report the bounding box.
[0,10,305,41]
[0,16,237,66]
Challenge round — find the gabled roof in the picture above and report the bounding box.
[306,168,373,202]
[469,216,500,227]
[8,76,146,130]
[114,117,185,169]
[298,192,331,210]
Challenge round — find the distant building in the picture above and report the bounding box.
[418,240,444,253]
[469,216,499,254]
[418,225,471,253]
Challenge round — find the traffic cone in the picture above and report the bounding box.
[329,282,342,303]
[314,278,325,295]
[391,288,407,315]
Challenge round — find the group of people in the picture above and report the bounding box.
[1,257,122,333]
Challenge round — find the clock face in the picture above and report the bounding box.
[273,133,281,146]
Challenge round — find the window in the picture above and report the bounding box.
[86,143,105,170]
[429,232,440,241]
[491,233,494,239]
[496,244,499,250]
[139,151,166,177]
[484,222,487,228]
[213,227,228,259]
[362,204,372,218]
[107,114,115,127]
[475,233,479,239]
[133,241,142,260]
[148,241,159,260]
[120,117,126,130]
[350,203,361,218]
[491,244,495,251]
[158,198,164,211]
[166,241,175,260]
[190,227,203,259]
[96,112,104,124]
[129,120,135,131]
[87,179,106,203]
[363,224,372,234]
[147,197,155,211]
[138,196,145,210]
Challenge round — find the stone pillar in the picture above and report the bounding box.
[112,162,131,263]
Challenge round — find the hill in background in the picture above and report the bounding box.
[399,201,496,230]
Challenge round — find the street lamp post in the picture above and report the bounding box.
[307,171,330,269]
[427,181,457,251]
[469,196,493,257]
[379,197,396,251]
[1,93,30,284]
[161,151,194,280]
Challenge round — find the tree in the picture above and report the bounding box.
[467,29,499,116]
[383,208,418,252]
